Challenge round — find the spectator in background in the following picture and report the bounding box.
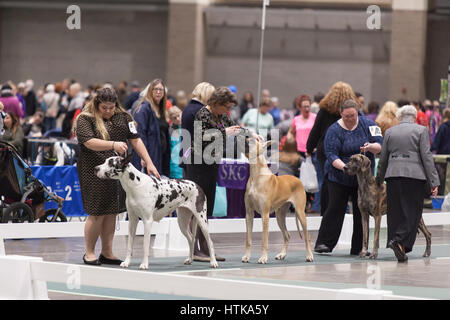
[269,97,281,126]
[311,92,324,114]
[355,92,366,114]
[228,85,241,123]
[0,84,23,119]
[241,98,274,139]
[23,110,46,138]
[25,79,39,117]
[117,81,128,107]
[181,81,215,174]
[175,90,188,111]
[239,91,254,119]
[168,106,183,179]
[131,79,171,177]
[42,84,60,131]
[2,112,24,154]
[287,94,317,212]
[67,83,85,112]
[413,101,428,127]
[375,101,399,136]
[366,101,380,122]
[124,81,141,110]
[16,82,27,117]
[431,107,450,155]
[0,101,5,135]
[424,99,441,144]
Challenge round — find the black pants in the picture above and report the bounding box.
[315,180,364,254]
[184,163,219,217]
[386,177,425,253]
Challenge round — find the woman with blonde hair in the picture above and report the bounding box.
[375,101,399,136]
[75,87,159,265]
[131,78,171,176]
[306,81,360,215]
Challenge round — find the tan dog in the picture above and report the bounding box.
[344,154,431,259]
[242,138,314,264]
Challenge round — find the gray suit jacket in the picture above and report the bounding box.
[376,120,440,187]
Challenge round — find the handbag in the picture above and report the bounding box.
[299,157,319,193]
[212,184,228,217]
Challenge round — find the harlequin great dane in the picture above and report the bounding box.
[343,153,431,259]
[242,138,314,264]
[95,154,218,270]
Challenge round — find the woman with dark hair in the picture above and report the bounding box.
[314,99,382,256]
[187,86,259,261]
[131,78,171,177]
[74,87,160,265]
[1,111,24,154]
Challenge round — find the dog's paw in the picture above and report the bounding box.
[306,255,314,262]
[241,255,250,263]
[258,256,268,264]
[139,263,149,270]
[210,261,219,268]
[275,253,286,260]
[184,258,192,265]
[359,251,367,259]
[120,261,130,268]
[369,252,378,259]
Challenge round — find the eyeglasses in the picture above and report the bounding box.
[153,88,164,93]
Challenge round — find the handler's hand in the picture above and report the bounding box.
[225,125,241,136]
[431,186,438,197]
[113,141,128,155]
[146,163,161,179]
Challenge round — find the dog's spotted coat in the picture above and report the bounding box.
[95,155,217,270]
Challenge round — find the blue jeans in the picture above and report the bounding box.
[311,154,323,212]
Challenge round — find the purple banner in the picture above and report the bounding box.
[217,159,249,190]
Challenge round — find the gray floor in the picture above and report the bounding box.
[4,212,450,300]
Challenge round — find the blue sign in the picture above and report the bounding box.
[31,166,87,217]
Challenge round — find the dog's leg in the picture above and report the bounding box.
[292,197,314,262]
[258,211,270,264]
[242,206,255,263]
[120,213,139,268]
[140,218,153,270]
[370,215,381,259]
[418,217,432,257]
[275,203,290,260]
[196,217,218,268]
[359,210,370,259]
[177,207,195,265]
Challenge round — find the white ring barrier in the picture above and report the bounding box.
[0,255,426,300]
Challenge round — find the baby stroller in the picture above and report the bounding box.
[0,140,67,223]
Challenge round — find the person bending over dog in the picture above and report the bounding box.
[314,99,382,256]
[74,86,160,266]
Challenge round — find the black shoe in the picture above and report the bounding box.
[83,254,101,266]
[99,254,123,265]
[388,240,408,262]
[314,244,331,253]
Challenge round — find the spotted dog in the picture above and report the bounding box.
[95,154,218,270]
[344,153,431,259]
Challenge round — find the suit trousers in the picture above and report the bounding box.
[386,177,425,253]
[183,162,219,217]
[315,180,364,254]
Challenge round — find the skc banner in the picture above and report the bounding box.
[31,165,87,217]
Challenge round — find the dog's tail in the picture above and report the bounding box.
[295,214,303,239]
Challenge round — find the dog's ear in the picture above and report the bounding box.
[361,155,371,170]
[263,140,274,150]
[121,153,133,169]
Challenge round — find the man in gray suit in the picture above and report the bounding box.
[376,105,439,262]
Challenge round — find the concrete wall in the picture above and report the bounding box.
[0,7,168,89]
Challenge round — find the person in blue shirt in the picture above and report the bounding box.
[314,99,382,256]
